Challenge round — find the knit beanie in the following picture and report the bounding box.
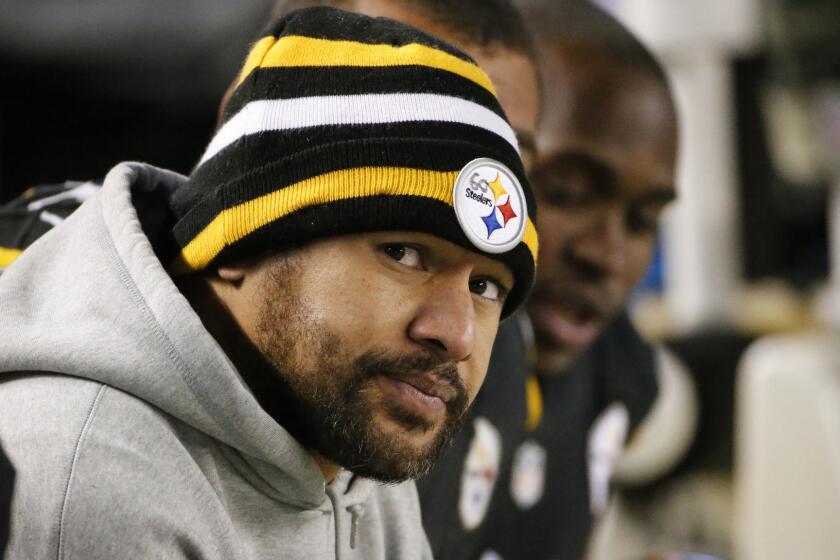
[169,6,538,316]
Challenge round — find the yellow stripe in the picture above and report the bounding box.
[0,246,22,269]
[524,374,544,431]
[236,35,496,95]
[236,36,277,85]
[174,166,538,272]
[524,219,538,266]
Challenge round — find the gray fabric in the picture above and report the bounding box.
[0,162,432,559]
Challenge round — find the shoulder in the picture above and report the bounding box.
[598,312,659,428]
[0,373,238,559]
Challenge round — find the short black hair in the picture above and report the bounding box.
[272,0,535,61]
[516,0,668,84]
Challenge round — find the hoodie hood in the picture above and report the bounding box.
[0,162,365,509]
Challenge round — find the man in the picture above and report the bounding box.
[300,3,541,558]
[0,7,538,558]
[0,3,542,556]
[478,1,679,558]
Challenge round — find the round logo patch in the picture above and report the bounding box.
[458,417,502,531]
[453,158,527,253]
[588,402,629,515]
[510,439,547,510]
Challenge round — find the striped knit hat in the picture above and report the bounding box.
[170,6,538,316]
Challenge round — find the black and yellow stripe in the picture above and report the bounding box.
[179,128,521,226]
[173,165,538,273]
[175,136,531,258]
[237,35,496,95]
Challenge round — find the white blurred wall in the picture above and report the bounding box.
[597,0,763,334]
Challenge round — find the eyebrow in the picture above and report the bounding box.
[540,149,612,175]
[515,130,537,162]
[634,188,677,206]
[535,150,615,193]
[537,149,676,203]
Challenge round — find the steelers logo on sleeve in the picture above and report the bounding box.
[458,417,502,531]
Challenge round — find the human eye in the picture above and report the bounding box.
[627,204,662,234]
[380,243,424,269]
[469,277,507,302]
[534,173,600,208]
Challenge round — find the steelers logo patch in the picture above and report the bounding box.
[458,417,502,531]
[510,439,547,510]
[453,158,527,254]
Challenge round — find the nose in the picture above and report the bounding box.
[568,202,627,278]
[407,270,475,363]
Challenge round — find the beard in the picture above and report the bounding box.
[248,258,470,483]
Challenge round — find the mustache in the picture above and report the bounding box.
[354,350,469,414]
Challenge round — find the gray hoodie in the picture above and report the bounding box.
[0,162,433,560]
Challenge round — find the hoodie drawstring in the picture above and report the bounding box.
[347,504,365,549]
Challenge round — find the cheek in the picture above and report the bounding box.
[301,273,413,349]
[622,238,657,291]
[534,208,580,263]
[463,320,500,399]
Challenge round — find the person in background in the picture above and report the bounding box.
[0,7,538,558]
[476,1,679,558]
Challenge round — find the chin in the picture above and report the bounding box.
[536,348,581,377]
[377,410,444,448]
[351,413,459,483]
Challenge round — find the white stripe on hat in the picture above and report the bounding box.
[198,93,520,166]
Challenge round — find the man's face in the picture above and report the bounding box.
[351,0,540,171]
[528,45,678,375]
[221,232,513,482]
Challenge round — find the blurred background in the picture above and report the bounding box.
[588,1,840,559]
[2,1,840,559]
[0,0,276,195]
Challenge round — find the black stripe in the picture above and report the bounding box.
[172,132,527,242]
[191,120,521,197]
[223,65,506,121]
[198,194,534,318]
[263,6,474,64]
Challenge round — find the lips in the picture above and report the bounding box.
[375,368,462,426]
[385,370,458,404]
[529,289,609,351]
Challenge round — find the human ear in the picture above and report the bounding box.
[216,265,247,284]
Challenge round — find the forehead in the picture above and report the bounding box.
[473,47,539,144]
[537,45,678,194]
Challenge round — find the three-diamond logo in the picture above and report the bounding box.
[453,158,527,253]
